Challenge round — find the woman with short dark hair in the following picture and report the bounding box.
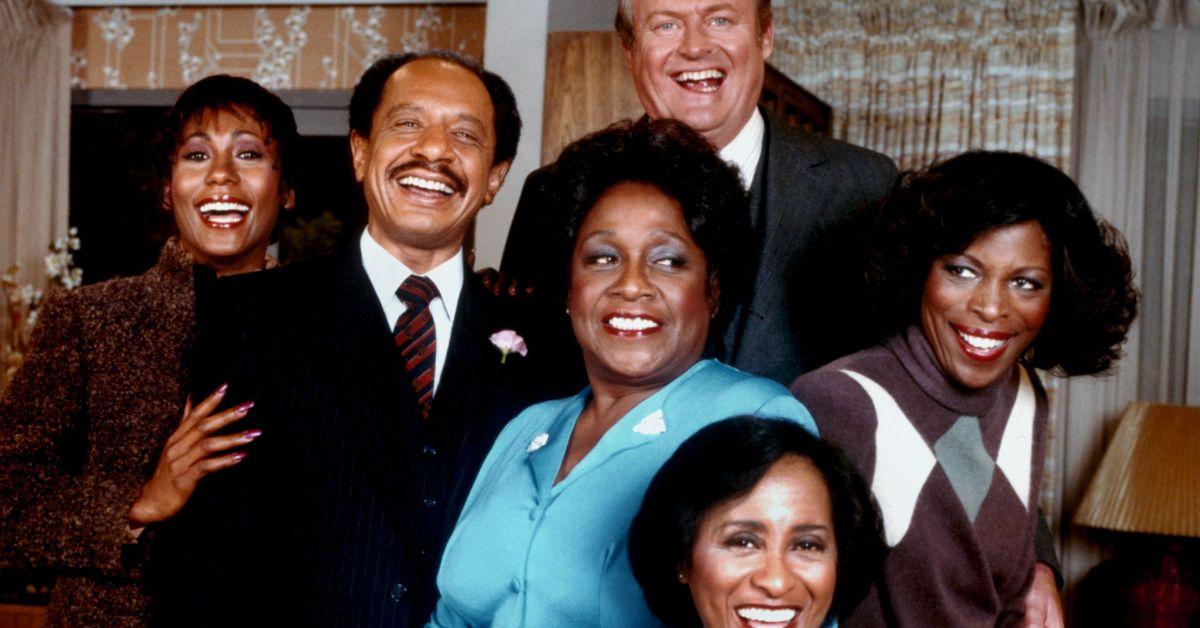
[430,118,818,627]
[791,151,1138,625]
[0,74,296,626]
[629,416,886,627]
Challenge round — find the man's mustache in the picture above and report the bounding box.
[386,160,467,194]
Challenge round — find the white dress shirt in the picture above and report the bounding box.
[359,229,464,394]
[718,108,765,188]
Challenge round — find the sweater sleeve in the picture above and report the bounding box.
[0,290,144,575]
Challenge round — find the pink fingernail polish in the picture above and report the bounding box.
[242,430,263,441]
[235,401,255,414]
[217,383,229,394]
[231,452,247,462]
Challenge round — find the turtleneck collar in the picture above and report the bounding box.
[885,324,1018,417]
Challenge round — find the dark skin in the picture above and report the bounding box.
[556,182,717,484]
[125,106,290,531]
[127,386,257,528]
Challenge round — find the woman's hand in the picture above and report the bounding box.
[127,385,259,528]
[1022,562,1065,628]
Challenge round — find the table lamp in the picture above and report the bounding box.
[1073,402,1200,626]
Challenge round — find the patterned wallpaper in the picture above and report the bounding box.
[70,4,486,90]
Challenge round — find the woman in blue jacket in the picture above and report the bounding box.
[430,118,818,627]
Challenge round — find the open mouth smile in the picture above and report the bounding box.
[735,605,799,627]
[672,68,726,93]
[197,197,251,228]
[397,174,457,197]
[603,312,662,336]
[951,323,1013,362]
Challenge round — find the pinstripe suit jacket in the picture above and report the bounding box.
[150,244,570,626]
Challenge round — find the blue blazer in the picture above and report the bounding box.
[431,360,817,627]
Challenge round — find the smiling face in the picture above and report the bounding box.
[625,0,773,150]
[687,455,837,628]
[166,106,293,276]
[350,58,510,272]
[920,220,1054,390]
[568,181,716,392]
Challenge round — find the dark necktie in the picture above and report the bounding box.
[393,275,439,419]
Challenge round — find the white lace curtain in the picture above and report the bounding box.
[1048,0,1200,600]
[0,0,72,317]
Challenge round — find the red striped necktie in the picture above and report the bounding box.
[393,275,439,419]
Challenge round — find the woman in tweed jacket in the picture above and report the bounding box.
[0,74,297,626]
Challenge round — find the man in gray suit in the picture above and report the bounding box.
[501,0,895,386]
[501,1,1064,623]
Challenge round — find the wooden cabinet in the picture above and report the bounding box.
[0,604,44,628]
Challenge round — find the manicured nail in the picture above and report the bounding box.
[217,383,229,394]
[235,401,255,414]
[231,452,247,462]
[241,430,263,441]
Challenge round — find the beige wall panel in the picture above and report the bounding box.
[541,31,642,165]
[70,4,485,90]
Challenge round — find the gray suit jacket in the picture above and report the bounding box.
[723,110,896,383]
[501,109,896,386]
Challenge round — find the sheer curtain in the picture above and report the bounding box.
[771,0,1076,171]
[1046,0,1200,600]
[0,0,72,332]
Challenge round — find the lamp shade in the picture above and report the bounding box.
[1074,402,1200,537]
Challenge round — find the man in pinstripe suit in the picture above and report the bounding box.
[153,52,574,626]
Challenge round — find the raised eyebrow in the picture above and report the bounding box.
[181,130,265,143]
[790,524,831,534]
[231,129,268,141]
[648,229,690,244]
[453,113,486,129]
[1011,267,1052,279]
[718,520,767,533]
[579,229,617,242]
[648,2,737,20]
[381,105,486,128]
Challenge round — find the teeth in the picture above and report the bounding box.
[198,201,250,214]
[205,213,245,224]
[607,316,659,331]
[736,607,797,623]
[958,331,1007,351]
[399,176,454,195]
[674,69,725,82]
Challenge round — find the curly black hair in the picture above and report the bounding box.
[856,150,1138,376]
[155,74,298,201]
[544,118,750,336]
[629,417,886,626]
[348,50,521,166]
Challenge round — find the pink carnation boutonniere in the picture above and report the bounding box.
[489,329,528,364]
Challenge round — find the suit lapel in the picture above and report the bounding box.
[729,111,832,365]
[434,272,513,525]
[310,247,418,532]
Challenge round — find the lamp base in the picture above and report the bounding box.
[1077,541,1199,627]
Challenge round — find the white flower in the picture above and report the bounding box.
[44,252,63,278]
[489,329,528,364]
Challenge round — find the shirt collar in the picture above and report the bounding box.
[717,108,765,188]
[359,229,464,322]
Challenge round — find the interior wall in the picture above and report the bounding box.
[475,0,549,269]
[69,5,485,90]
